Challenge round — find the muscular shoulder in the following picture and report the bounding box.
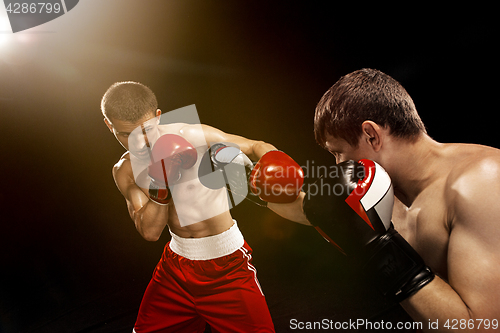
[112,152,135,193]
[198,124,226,143]
[447,144,500,192]
[446,144,500,233]
[159,123,210,148]
[113,151,131,175]
[179,123,206,136]
[180,123,238,147]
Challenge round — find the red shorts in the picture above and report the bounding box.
[133,222,275,333]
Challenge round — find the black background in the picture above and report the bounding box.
[0,2,496,332]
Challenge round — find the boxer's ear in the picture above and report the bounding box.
[104,117,114,132]
[361,121,384,152]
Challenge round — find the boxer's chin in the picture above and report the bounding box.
[131,148,150,160]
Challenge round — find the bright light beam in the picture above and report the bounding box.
[0,5,13,48]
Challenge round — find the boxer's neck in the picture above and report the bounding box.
[383,133,444,207]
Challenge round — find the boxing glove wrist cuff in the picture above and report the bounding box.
[246,192,268,207]
[362,228,435,303]
[259,149,280,157]
[148,181,171,205]
[396,266,434,302]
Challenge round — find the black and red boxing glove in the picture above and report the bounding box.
[249,150,304,204]
[147,134,197,205]
[303,159,434,303]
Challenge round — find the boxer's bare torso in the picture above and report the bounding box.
[270,133,500,322]
[318,131,500,322]
[392,143,500,281]
[115,123,234,238]
[111,116,275,240]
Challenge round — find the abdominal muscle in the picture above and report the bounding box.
[167,208,235,239]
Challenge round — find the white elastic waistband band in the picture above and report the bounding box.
[169,221,244,260]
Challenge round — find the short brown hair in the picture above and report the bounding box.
[101,81,158,122]
[314,68,426,148]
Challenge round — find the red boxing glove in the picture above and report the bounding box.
[147,134,197,204]
[249,150,304,203]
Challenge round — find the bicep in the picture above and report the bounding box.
[125,184,150,219]
[200,124,267,158]
[201,124,251,147]
[448,184,500,318]
[113,164,150,219]
[268,192,312,225]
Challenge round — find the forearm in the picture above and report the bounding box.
[267,192,311,225]
[132,200,169,241]
[401,276,475,332]
[248,140,277,161]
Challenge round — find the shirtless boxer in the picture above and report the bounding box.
[264,69,500,331]
[101,81,303,333]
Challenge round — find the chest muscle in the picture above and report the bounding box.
[392,195,451,279]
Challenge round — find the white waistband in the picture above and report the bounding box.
[169,221,244,260]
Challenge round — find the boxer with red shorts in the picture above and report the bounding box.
[133,224,268,332]
[101,82,303,332]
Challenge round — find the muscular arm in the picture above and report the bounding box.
[200,124,276,160]
[401,159,500,331]
[113,156,169,241]
[200,124,311,224]
[268,193,311,225]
